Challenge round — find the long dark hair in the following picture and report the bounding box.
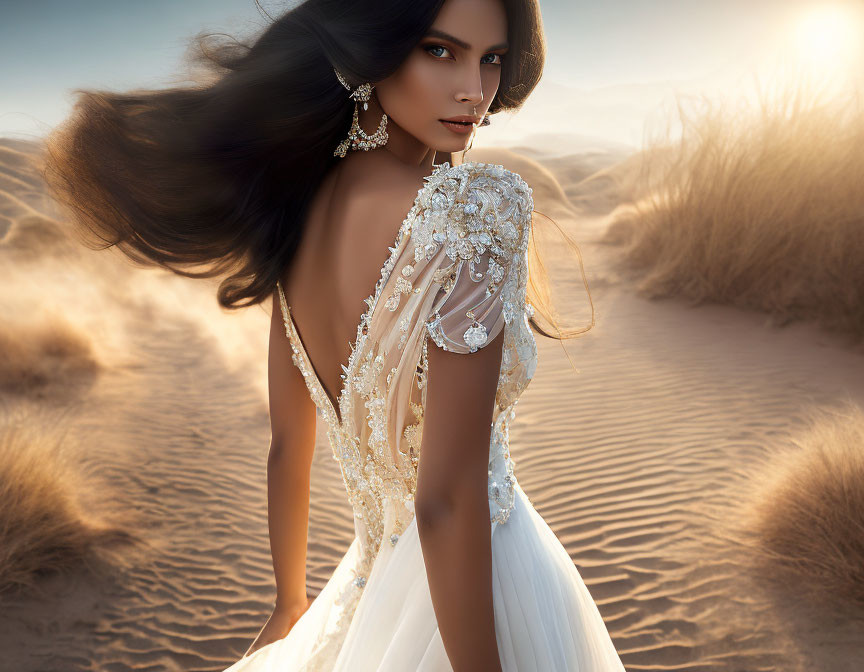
[40,0,546,310]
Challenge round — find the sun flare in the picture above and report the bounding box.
[791,5,864,79]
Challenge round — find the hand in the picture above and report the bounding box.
[243,596,311,658]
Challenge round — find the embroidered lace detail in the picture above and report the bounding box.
[274,161,538,666]
[419,162,534,356]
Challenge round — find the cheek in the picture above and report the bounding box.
[396,57,439,104]
[482,70,502,98]
[379,56,440,122]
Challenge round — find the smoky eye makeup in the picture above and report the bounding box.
[423,44,450,58]
[422,43,505,65]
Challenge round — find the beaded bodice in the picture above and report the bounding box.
[274,161,537,666]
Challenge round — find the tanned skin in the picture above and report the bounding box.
[243,291,317,657]
[255,0,509,667]
[415,328,506,672]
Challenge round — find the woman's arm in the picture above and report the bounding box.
[415,328,506,672]
[266,289,318,610]
[243,290,319,657]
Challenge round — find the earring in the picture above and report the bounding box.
[333,67,389,158]
[465,127,476,155]
[472,105,492,126]
[464,107,491,157]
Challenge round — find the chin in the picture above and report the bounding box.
[438,136,471,153]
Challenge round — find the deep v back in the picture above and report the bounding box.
[233,160,628,672]
[277,158,448,426]
[273,159,537,624]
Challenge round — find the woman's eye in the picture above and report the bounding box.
[424,45,504,66]
[424,44,452,59]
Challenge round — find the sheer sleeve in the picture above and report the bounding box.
[418,162,534,354]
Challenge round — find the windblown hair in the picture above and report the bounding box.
[40,0,547,311]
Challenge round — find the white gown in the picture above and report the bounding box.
[222,161,626,671]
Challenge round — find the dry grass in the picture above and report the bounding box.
[0,423,139,598]
[604,77,864,341]
[0,317,101,400]
[742,401,864,610]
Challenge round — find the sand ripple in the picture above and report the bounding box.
[2,141,863,670]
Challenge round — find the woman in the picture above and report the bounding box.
[42,0,625,669]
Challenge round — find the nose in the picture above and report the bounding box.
[455,65,484,108]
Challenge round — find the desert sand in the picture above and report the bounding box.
[1,134,863,672]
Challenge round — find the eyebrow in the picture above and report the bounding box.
[424,28,509,51]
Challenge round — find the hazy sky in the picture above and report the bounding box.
[0,0,857,145]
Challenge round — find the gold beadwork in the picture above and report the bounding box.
[273,161,537,662]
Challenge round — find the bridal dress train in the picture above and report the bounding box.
[223,161,626,671]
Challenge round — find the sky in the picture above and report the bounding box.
[1,0,861,149]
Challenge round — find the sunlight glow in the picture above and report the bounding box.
[791,5,864,78]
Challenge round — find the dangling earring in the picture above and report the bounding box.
[464,106,491,158]
[465,127,476,155]
[333,68,389,158]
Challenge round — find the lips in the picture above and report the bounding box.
[439,119,475,135]
[440,115,480,125]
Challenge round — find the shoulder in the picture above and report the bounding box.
[336,152,429,218]
[413,160,534,265]
[450,160,533,199]
[421,160,533,211]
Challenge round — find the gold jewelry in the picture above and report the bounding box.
[333,68,389,158]
[464,106,491,157]
[465,127,476,155]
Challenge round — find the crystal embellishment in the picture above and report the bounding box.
[272,161,537,667]
[463,321,489,352]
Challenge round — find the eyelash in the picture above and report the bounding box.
[423,44,504,66]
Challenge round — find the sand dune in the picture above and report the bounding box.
[1,137,863,671]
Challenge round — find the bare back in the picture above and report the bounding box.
[281,151,452,413]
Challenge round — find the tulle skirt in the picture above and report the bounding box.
[222,481,626,671]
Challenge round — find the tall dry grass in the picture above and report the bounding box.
[741,401,864,611]
[603,77,864,341]
[0,317,101,400]
[0,422,139,598]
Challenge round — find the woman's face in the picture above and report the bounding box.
[373,0,509,157]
